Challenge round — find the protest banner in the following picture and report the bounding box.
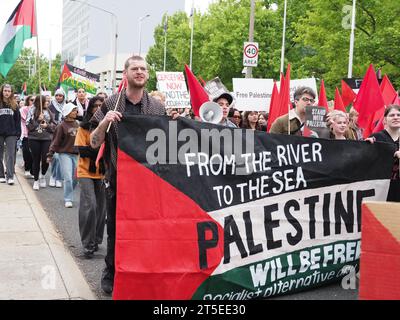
[113,116,393,300]
[204,77,231,101]
[305,106,330,139]
[58,62,99,95]
[156,71,191,109]
[232,78,274,112]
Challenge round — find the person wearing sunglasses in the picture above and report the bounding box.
[229,108,242,128]
[270,86,316,135]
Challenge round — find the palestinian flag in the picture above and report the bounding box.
[113,115,394,300]
[0,0,36,77]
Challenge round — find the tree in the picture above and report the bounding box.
[0,48,62,95]
[146,0,399,96]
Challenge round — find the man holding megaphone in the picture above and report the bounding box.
[199,92,237,127]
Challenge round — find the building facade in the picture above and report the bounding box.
[62,0,185,91]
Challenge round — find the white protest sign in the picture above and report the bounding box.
[156,72,191,109]
[232,78,274,112]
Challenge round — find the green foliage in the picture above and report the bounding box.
[0,48,62,95]
[146,0,399,98]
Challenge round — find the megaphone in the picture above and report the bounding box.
[199,101,223,124]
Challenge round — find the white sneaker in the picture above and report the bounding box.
[39,177,46,188]
[65,201,73,208]
[55,180,62,188]
[33,181,39,190]
[7,178,14,185]
[0,177,6,183]
[49,176,56,187]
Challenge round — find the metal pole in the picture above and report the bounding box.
[163,15,168,72]
[348,0,357,78]
[33,0,43,111]
[280,0,287,74]
[138,19,142,56]
[245,0,255,78]
[189,2,194,70]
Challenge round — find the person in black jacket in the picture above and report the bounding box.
[0,84,21,185]
[367,105,400,202]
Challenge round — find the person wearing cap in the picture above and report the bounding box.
[213,92,237,128]
[47,103,80,208]
[48,88,67,188]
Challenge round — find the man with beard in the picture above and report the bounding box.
[90,55,166,294]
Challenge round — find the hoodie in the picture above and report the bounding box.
[0,104,21,137]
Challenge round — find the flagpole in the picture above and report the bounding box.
[347,0,357,78]
[189,1,194,70]
[163,14,168,72]
[280,0,287,74]
[33,0,43,113]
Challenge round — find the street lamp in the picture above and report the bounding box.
[69,0,118,93]
[138,14,150,56]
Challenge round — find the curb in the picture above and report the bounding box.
[16,167,96,300]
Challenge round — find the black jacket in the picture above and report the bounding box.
[0,105,21,137]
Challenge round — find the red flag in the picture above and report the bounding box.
[317,79,329,111]
[96,75,127,167]
[277,64,291,118]
[334,87,346,112]
[353,65,385,129]
[380,75,397,106]
[184,64,209,116]
[117,74,128,92]
[341,80,356,107]
[267,81,280,132]
[372,115,385,134]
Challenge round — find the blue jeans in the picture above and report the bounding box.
[59,153,78,202]
[51,153,63,181]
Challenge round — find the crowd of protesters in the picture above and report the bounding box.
[1,56,399,296]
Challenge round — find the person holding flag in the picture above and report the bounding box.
[270,86,316,135]
[89,55,166,295]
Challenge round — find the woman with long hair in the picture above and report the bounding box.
[367,105,400,202]
[258,112,268,131]
[20,95,35,177]
[229,108,242,128]
[75,96,106,257]
[242,111,260,130]
[326,110,350,140]
[26,96,56,190]
[0,84,21,185]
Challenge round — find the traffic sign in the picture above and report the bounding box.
[243,42,259,67]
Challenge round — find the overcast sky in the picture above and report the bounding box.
[0,0,213,59]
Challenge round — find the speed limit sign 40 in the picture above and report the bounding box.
[243,42,259,67]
